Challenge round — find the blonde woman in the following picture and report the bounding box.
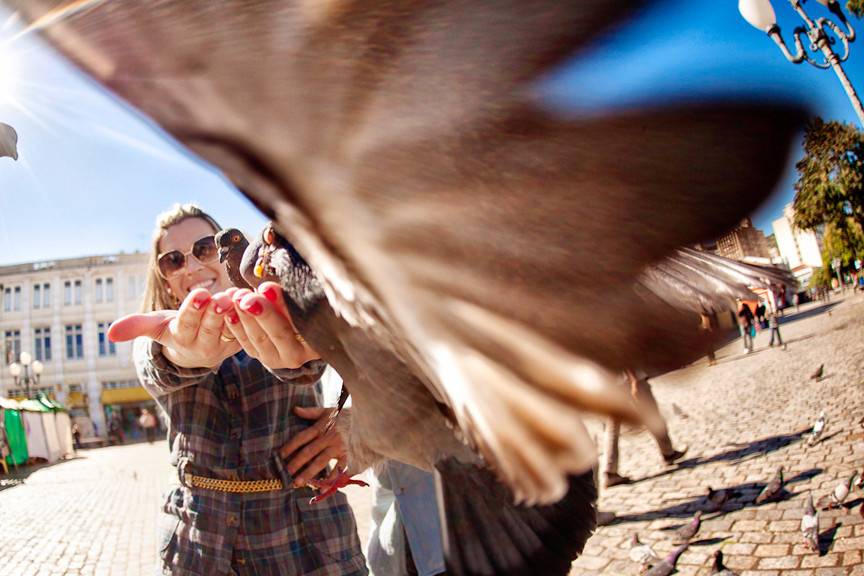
[110,204,367,576]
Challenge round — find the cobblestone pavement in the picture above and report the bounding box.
[0,294,860,575]
[572,293,864,575]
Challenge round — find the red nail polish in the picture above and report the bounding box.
[192,296,210,310]
[244,301,264,316]
[226,312,239,325]
[261,285,279,304]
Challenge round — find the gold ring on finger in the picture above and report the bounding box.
[220,333,237,343]
[294,333,306,344]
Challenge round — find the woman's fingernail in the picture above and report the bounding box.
[243,300,264,316]
[261,285,279,304]
[192,296,210,310]
[213,304,224,314]
[226,312,239,325]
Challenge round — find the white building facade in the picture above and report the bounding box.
[772,203,824,286]
[0,252,150,436]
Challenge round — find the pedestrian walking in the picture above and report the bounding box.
[71,422,81,449]
[108,413,125,445]
[737,300,755,353]
[755,302,767,330]
[768,309,784,348]
[699,308,717,366]
[604,369,687,487]
[111,204,366,575]
[138,408,158,444]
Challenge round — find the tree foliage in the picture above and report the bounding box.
[793,119,864,264]
[848,0,864,18]
[821,221,864,271]
[808,267,831,289]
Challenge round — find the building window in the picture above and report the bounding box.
[102,380,139,390]
[68,384,83,393]
[4,330,21,364]
[74,280,82,305]
[3,287,10,312]
[65,324,84,360]
[34,327,52,362]
[98,322,116,357]
[13,286,20,311]
[105,278,114,302]
[32,283,50,309]
[65,280,83,305]
[95,278,103,303]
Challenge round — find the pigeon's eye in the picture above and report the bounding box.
[232,233,240,243]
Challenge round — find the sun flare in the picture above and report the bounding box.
[0,45,21,107]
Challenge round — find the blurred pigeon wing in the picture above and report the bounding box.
[0,122,18,160]
[12,0,805,503]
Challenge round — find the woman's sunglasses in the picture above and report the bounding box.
[157,235,218,278]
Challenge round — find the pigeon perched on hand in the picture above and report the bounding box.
[709,550,738,576]
[801,493,819,552]
[644,544,688,576]
[215,228,253,291]
[756,467,785,504]
[673,511,702,544]
[10,1,808,573]
[810,364,825,381]
[629,534,659,568]
[807,411,826,446]
[0,123,18,161]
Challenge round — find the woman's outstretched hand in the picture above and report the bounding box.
[108,288,240,369]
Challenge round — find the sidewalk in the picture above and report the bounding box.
[571,293,864,575]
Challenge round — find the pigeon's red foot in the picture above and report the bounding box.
[307,472,369,504]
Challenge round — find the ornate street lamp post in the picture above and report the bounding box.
[9,351,43,399]
[739,0,864,126]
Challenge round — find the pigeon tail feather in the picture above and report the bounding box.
[435,458,596,576]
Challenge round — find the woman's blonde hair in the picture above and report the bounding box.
[141,203,221,312]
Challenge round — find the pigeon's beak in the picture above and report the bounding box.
[218,246,229,263]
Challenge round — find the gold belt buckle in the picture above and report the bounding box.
[178,459,284,493]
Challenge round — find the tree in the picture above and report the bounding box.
[793,118,864,264]
[821,221,864,272]
[808,267,831,289]
[848,0,864,18]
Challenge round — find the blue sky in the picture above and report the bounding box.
[0,0,863,266]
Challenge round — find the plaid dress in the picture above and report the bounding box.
[134,339,368,576]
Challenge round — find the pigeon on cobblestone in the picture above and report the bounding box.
[629,534,659,568]
[706,487,740,512]
[756,467,785,504]
[673,511,702,544]
[644,544,688,576]
[709,550,738,576]
[822,473,856,509]
[806,411,826,446]
[801,493,819,552]
[810,364,824,381]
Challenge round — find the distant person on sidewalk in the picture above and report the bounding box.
[737,300,755,353]
[138,408,158,443]
[699,308,717,367]
[767,310,784,348]
[604,369,687,487]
